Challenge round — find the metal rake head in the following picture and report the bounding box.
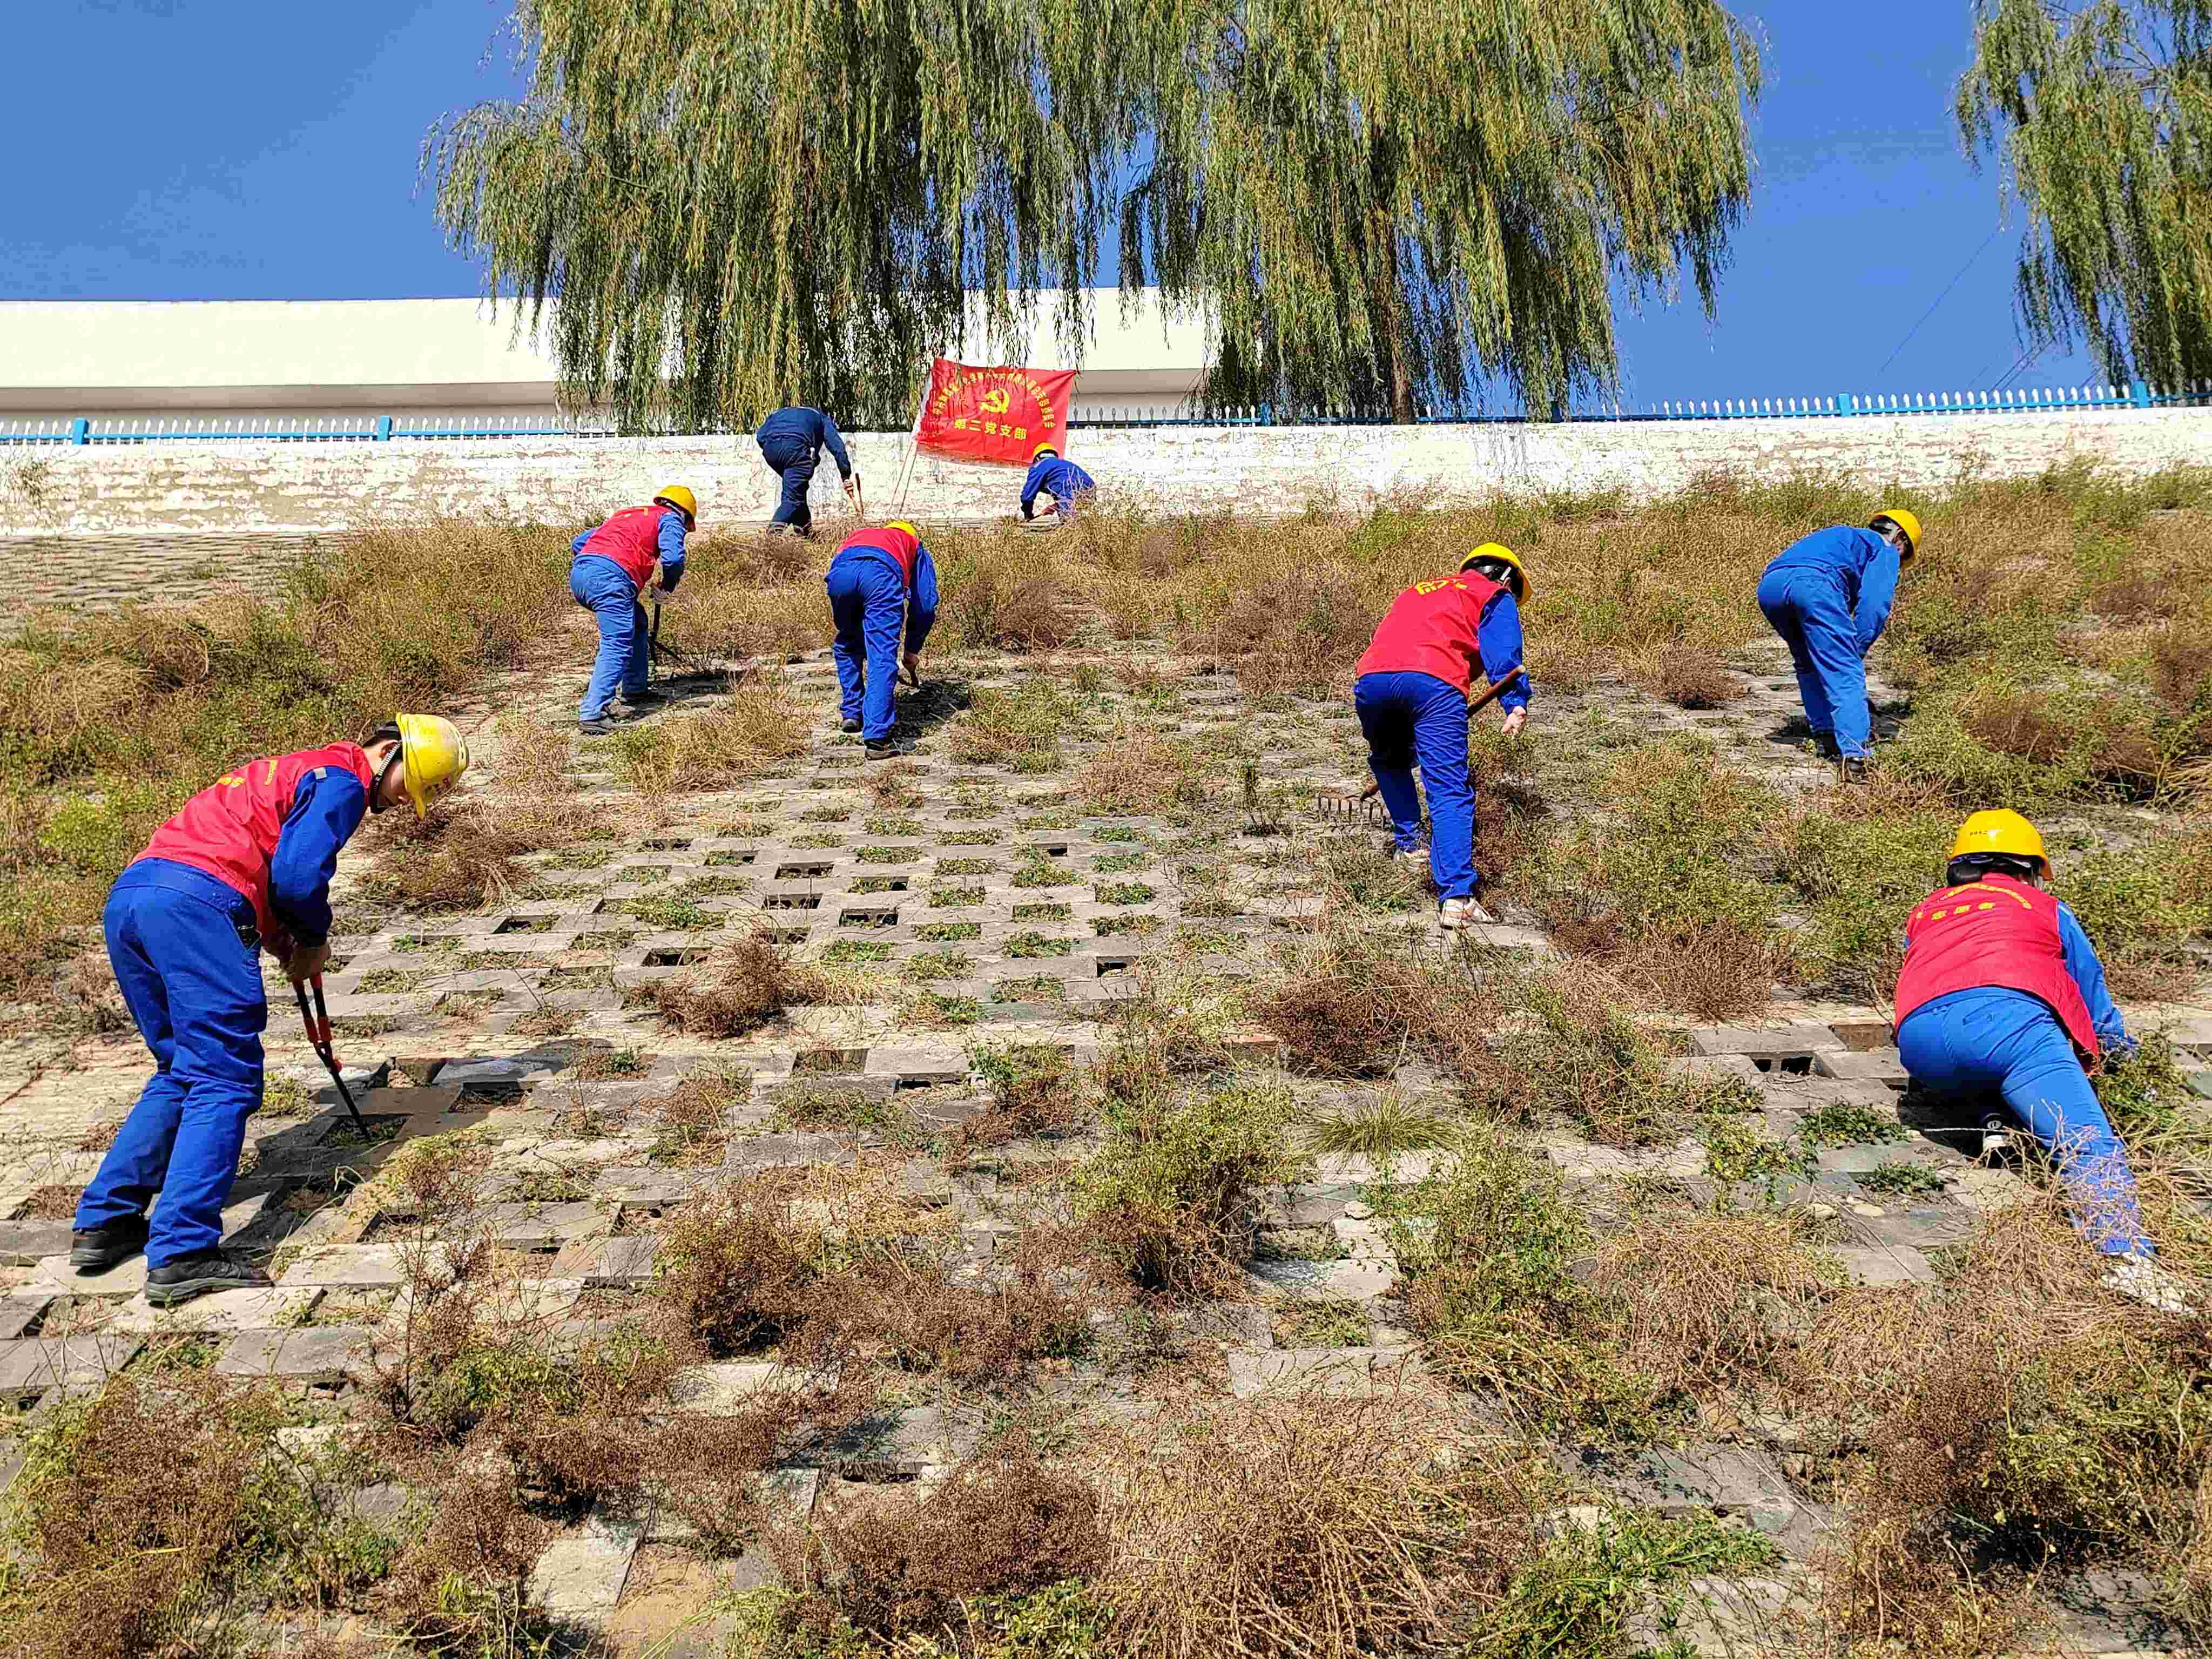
[1313,791,1387,826]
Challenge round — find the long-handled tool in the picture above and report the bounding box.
[1315,667,1530,817]
[294,976,368,1136]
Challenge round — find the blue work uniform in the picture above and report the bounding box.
[77,764,371,1267]
[757,407,854,534]
[1020,454,1096,521]
[1351,571,1529,901]
[570,505,687,720]
[1756,525,1900,759]
[1896,903,2150,1257]
[825,528,939,742]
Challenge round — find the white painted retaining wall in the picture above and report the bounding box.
[4,406,2208,536]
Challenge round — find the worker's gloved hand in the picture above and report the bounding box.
[1499,707,1527,738]
[844,475,860,498]
[286,942,331,986]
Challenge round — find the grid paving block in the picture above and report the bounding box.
[1845,1203,1975,1252]
[1226,1346,1423,1399]
[436,1054,574,1087]
[484,1202,601,1250]
[109,1286,321,1334]
[725,1131,864,1171]
[0,1222,72,1268]
[822,1404,984,1475]
[1246,1258,1395,1302]
[1309,1149,1456,1184]
[279,1245,409,1288]
[1690,1023,1847,1062]
[0,1297,51,1340]
[529,1505,646,1631]
[1831,1244,1936,1287]
[666,1361,840,1414]
[0,1333,141,1400]
[1666,1054,1765,1090]
[1623,1573,1812,1657]
[587,1236,658,1288]
[217,1326,373,1384]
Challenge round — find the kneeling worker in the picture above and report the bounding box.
[827,520,939,758]
[1020,443,1095,528]
[1756,508,1919,781]
[1352,543,1532,929]
[1894,810,2172,1302]
[72,717,470,1305]
[570,485,695,736]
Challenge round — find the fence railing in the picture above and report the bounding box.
[5,380,2209,444]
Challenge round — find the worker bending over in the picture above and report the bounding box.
[827,520,940,758]
[1894,810,2171,1304]
[1756,508,1920,781]
[1019,443,1095,528]
[1352,543,1532,929]
[757,405,859,537]
[72,717,469,1306]
[570,485,694,736]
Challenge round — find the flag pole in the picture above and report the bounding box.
[892,366,929,516]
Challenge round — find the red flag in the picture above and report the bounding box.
[913,358,1077,466]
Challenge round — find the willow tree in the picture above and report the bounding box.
[1959,1,2212,386]
[1122,1,1764,421]
[426,0,1141,429]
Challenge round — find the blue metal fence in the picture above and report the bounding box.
[4,380,2207,444]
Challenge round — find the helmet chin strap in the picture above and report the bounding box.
[372,744,406,814]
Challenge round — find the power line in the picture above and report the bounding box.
[1872,226,2004,381]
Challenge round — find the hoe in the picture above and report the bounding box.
[1313,667,1529,820]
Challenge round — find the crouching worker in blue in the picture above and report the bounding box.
[757,405,859,537]
[826,520,939,758]
[570,484,696,736]
[72,716,470,1306]
[1352,543,1532,930]
[1019,442,1095,528]
[1894,810,2182,1310]
[1756,507,1920,781]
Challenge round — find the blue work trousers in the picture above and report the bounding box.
[826,552,908,741]
[76,863,267,1266]
[1897,987,2151,1257]
[1757,567,1870,757]
[1354,670,1477,900]
[571,555,648,721]
[760,434,817,532]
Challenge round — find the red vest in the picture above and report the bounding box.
[139,743,375,940]
[1894,874,2100,1058]
[575,504,671,589]
[1354,570,1508,696]
[838,525,921,590]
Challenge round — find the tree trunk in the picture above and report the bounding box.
[1368,199,1415,424]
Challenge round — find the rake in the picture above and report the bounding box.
[1312,666,1529,821]
[648,598,731,684]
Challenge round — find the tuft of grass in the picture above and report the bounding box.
[1301,1092,1453,1159]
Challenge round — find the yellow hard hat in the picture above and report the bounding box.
[395,713,470,820]
[885,520,920,538]
[1031,441,1058,460]
[653,485,698,527]
[1950,808,2049,878]
[1872,507,1921,559]
[1460,542,1533,601]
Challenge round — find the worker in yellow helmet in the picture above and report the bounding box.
[569,485,697,736]
[1894,810,2179,1309]
[826,521,940,758]
[1756,507,1921,782]
[72,716,469,1305]
[1019,442,1096,529]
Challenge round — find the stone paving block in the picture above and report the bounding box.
[1622,1444,1836,1557]
[1667,1054,1765,1089]
[1309,1149,1455,1184]
[109,1286,321,1333]
[1845,1203,1975,1252]
[529,1505,646,1631]
[1831,1245,1935,1287]
[1226,1346,1423,1399]
[1624,1573,1811,1657]
[666,1361,839,1413]
[217,1326,373,1383]
[484,1202,599,1250]
[279,1244,408,1287]
[2046,1565,2194,1655]
[588,1236,658,1287]
[725,1131,862,1171]
[0,1296,51,1340]
[1816,1049,1907,1084]
[1246,1258,1395,1301]
[826,1405,984,1473]
[0,1221,73,1267]
[0,1333,141,1399]
[1690,1023,1845,1061]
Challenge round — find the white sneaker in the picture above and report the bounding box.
[1438,896,1497,930]
[1978,1114,2012,1162]
[2102,1252,2193,1316]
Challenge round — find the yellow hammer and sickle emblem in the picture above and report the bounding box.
[980,388,1011,415]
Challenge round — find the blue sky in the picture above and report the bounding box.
[0,1,2106,402]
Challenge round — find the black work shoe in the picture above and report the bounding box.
[144,1250,272,1306]
[70,1214,149,1271]
[621,687,669,707]
[865,739,910,759]
[1839,756,1871,785]
[1813,732,1842,761]
[579,718,618,737]
[840,717,862,734]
